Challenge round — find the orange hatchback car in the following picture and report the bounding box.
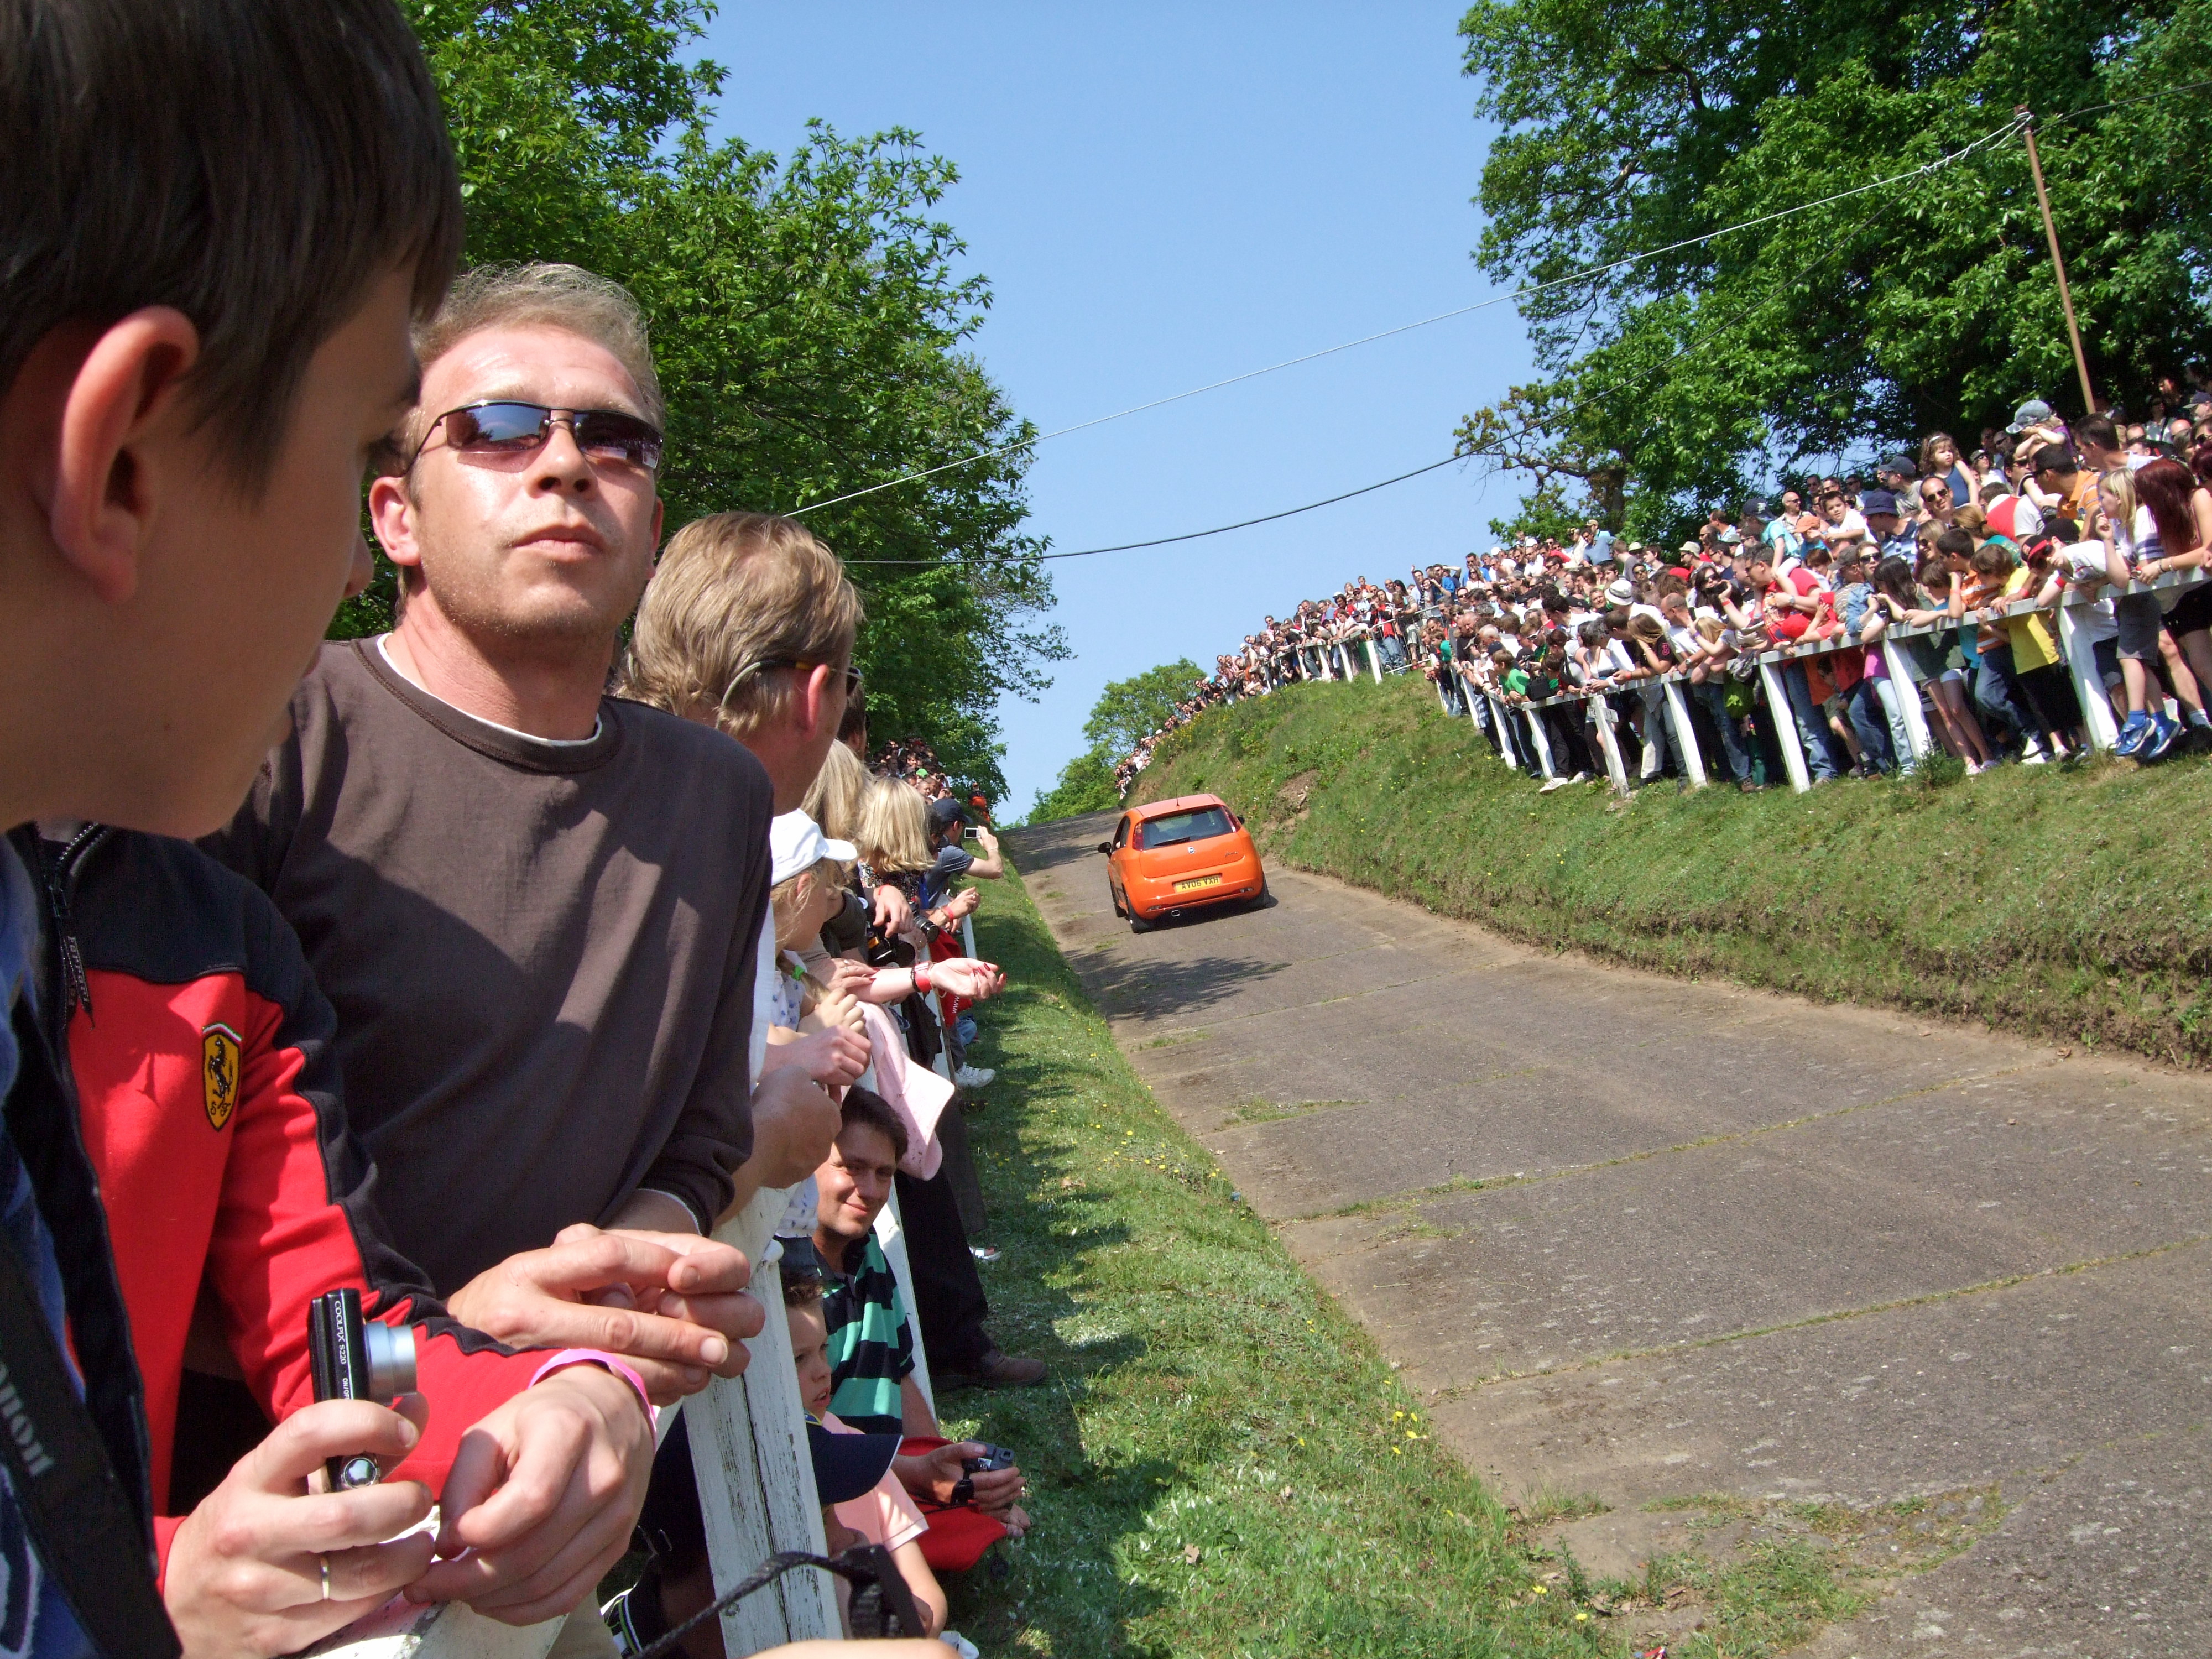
[1099,794,1268,931]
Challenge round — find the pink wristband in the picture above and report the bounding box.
[531,1349,658,1426]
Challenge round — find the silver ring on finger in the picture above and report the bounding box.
[320,1553,332,1601]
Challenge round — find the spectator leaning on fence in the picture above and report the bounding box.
[205,262,791,1384]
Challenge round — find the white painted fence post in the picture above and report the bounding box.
[692,1190,842,1652]
[1757,658,1813,794]
[927,990,953,1081]
[1365,639,1382,683]
[1524,705,1558,779]
[1588,696,1630,794]
[872,1187,935,1420]
[1486,694,1520,768]
[1879,638,1935,761]
[2059,602,2120,752]
[1661,680,1706,787]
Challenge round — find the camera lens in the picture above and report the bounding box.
[364,1320,418,1401]
[336,1453,383,1490]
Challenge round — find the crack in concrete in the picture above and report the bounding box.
[1417,1233,2212,1405]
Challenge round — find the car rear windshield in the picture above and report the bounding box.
[1136,806,1234,848]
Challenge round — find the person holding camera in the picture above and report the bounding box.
[28,823,656,1654]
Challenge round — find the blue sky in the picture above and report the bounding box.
[699,4,1537,814]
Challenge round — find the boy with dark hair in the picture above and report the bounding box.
[0,1,659,1652]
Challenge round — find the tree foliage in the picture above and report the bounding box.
[1019,658,1204,824]
[1081,659,1206,760]
[337,0,1063,798]
[1454,0,2212,540]
[1020,748,1121,826]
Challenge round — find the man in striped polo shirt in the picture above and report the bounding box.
[813,1089,923,1433]
[812,1092,1029,1531]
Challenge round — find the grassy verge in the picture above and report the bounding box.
[937,862,1616,1657]
[1126,675,2212,1068]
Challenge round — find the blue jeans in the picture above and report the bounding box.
[1779,662,1842,780]
[1692,680,1751,782]
[1972,640,2046,748]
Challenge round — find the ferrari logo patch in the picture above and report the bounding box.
[201,1023,242,1131]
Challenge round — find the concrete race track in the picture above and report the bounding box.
[1007,808,2212,1655]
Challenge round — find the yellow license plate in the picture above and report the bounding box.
[1173,875,1223,893]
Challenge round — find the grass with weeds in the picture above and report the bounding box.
[931,862,1627,1657]
[1567,1489,2010,1656]
[1128,676,2212,1068]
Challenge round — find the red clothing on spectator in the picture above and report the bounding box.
[898,1435,1009,1573]
[50,827,545,1575]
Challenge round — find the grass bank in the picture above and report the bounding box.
[1125,675,2212,1069]
[933,862,1877,1656]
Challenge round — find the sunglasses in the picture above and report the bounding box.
[754,657,864,700]
[409,400,664,473]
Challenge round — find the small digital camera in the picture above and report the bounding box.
[950,1442,1016,1506]
[307,1287,417,1490]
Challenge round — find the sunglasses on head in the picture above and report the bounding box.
[409,400,664,473]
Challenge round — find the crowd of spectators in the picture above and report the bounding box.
[1113,388,2212,796]
[0,6,1044,1655]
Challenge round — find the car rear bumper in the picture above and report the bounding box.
[1126,860,1264,921]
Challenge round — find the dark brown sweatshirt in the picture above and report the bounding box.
[204,639,771,1293]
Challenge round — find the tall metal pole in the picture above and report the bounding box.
[2016,106,2097,415]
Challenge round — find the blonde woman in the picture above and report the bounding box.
[801,738,869,843]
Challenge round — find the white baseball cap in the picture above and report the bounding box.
[771,811,858,884]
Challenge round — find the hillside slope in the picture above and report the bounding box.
[1128,676,2212,1068]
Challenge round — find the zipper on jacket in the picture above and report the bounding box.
[34,824,107,1026]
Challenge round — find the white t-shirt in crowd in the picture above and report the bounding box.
[2055,541,2119,643]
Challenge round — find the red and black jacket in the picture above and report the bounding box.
[19,826,545,1577]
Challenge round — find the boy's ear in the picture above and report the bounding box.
[39,308,202,604]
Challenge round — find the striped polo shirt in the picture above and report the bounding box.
[823,1233,915,1434]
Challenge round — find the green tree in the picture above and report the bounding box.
[1018,658,1206,824]
[1453,0,2212,539]
[1021,748,1121,825]
[338,0,1063,799]
[1082,659,1206,760]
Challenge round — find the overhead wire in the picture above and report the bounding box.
[837,110,2033,566]
[805,106,2034,533]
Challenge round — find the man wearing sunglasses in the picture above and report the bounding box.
[207,264,816,1413]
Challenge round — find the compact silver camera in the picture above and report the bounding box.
[307,1288,417,1489]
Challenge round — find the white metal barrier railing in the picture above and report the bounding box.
[1425,570,2205,794]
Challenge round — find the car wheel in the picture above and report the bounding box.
[1128,907,1152,934]
[1109,881,1125,917]
[1251,880,1271,910]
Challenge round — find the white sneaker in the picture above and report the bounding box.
[2020,742,2050,765]
[1538,776,1568,793]
[954,1063,996,1089]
